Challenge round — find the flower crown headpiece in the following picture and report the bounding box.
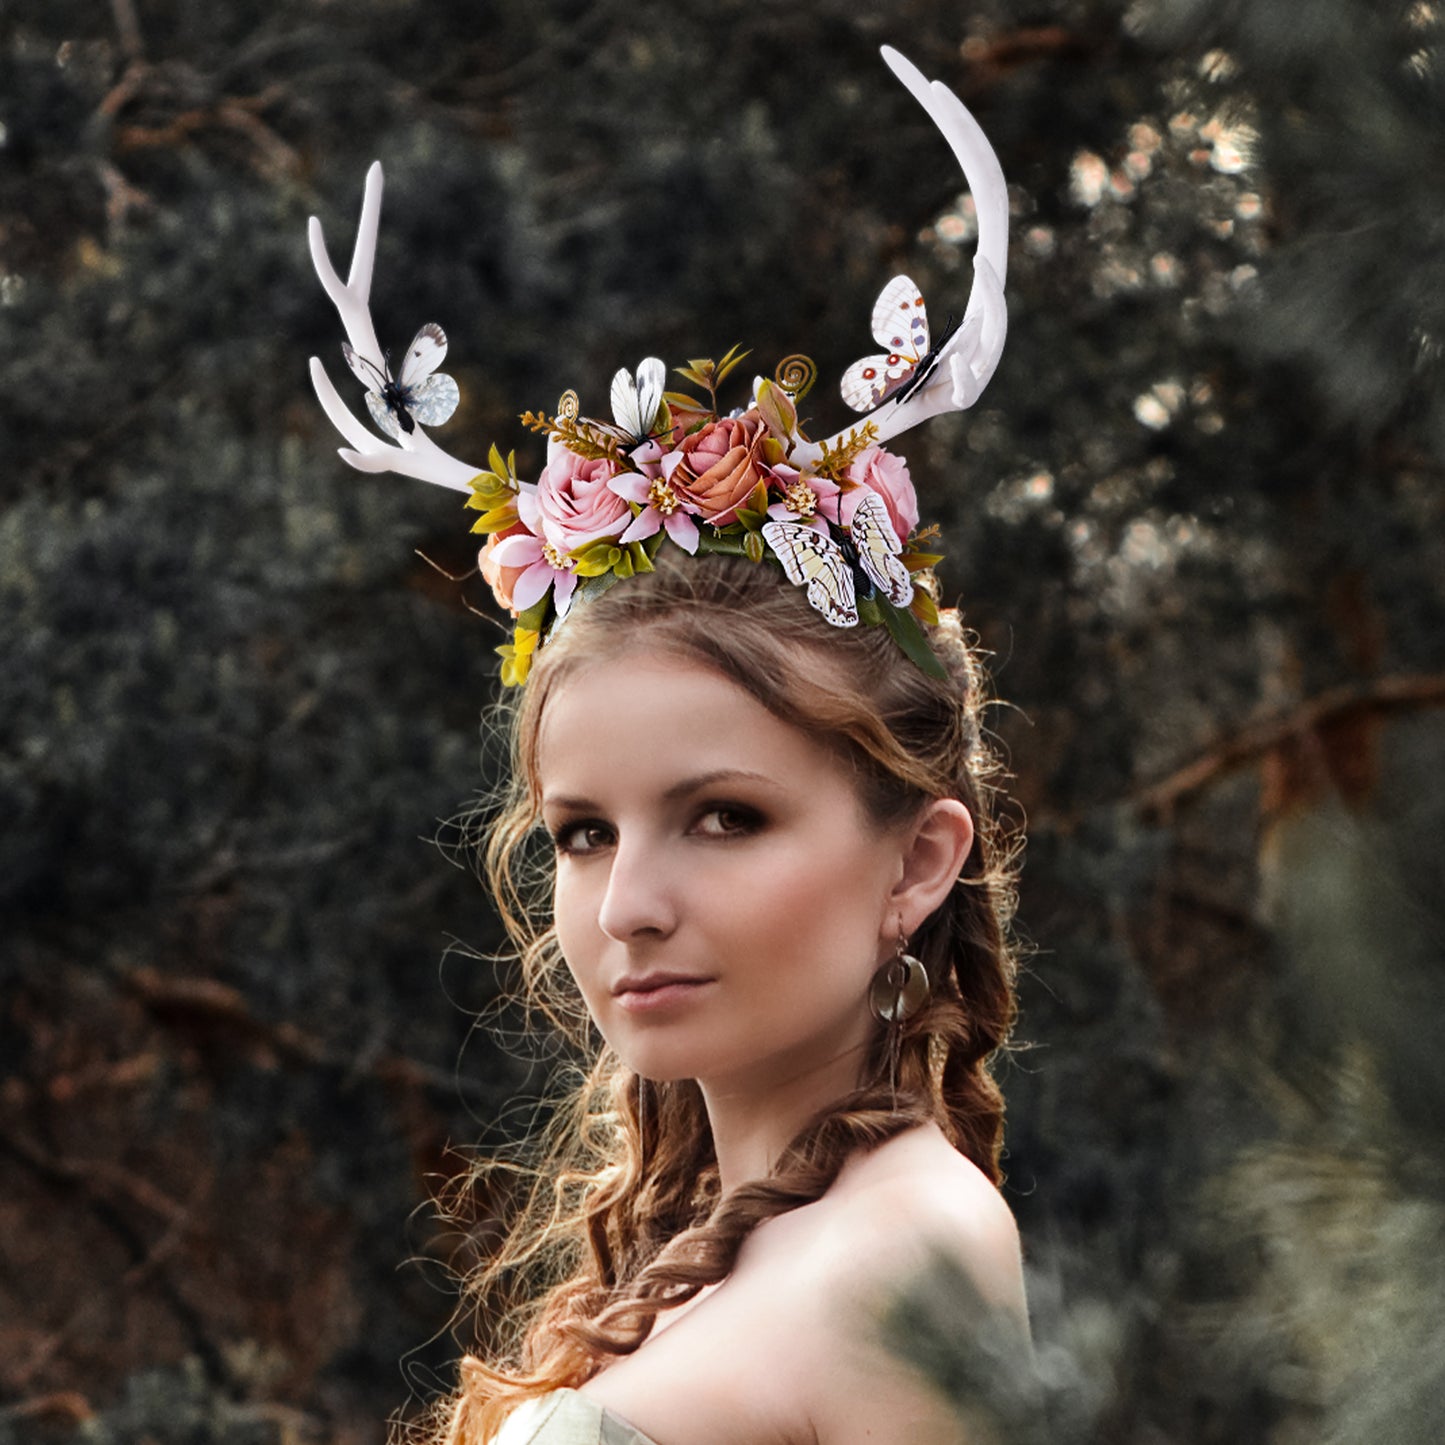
[307,48,1008,685]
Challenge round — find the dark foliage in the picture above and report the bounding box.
[3,1,1443,1440]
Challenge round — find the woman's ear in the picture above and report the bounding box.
[889,799,975,937]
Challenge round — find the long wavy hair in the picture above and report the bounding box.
[430,551,1022,1444]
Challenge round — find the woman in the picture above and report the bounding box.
[308,48,1026,1445]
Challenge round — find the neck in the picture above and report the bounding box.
[697,1039,870,1196]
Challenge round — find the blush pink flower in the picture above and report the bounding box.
[534,438,632,553]
[608,453,701,554]
[482,485,581,618]
[765,465,840,537]
[841,446,919,542]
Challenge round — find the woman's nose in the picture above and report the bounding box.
[596,836,677,942]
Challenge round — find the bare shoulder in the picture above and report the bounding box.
[810,1122,1028,1321]
[745,1125,1029,1445]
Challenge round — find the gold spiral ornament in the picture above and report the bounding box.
[774,354,818,401]
[557,389,581,422]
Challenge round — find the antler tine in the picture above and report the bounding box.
[804,47,1011,459]
[308,161,385,378]
[307,161,481,494]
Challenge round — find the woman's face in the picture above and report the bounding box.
[535,651,907,1093]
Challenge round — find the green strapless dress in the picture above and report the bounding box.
[494,1389,661,1445]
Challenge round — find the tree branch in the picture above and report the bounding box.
[1136,672,1445,817]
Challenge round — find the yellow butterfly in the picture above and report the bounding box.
[762,493,913,628]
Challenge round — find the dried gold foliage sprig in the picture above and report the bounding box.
[519,410,626,464]
[815,421,880,480]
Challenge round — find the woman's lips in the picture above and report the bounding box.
[612,974,716,1013]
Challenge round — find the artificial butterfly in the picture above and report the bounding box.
[608,357,667,444]
[761,491,915,629]
[839,275,959,413]
[343,322,460,440]
[557,358,667,449]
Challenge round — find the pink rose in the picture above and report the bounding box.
[535,440,632,552]
[841,446,919,542]
[663,412,780,524]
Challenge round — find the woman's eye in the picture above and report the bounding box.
[693,805,763,838]
[551,821,613,855]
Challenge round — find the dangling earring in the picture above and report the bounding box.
[869,925,930,1105]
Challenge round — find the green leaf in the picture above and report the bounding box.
[516,596,551,632]
[880,600,948,679]
[754,378,798,441]
[909,588,941,627]
[714,343,751,386]
[734,479,773,531]
[581,570,623,604]
[743,529,766,564]
[468,504,519,535]
[571,541,623,578]
[900,550,945,571]
[696,530,748,558]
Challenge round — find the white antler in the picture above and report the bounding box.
[802,46,1010,462]
[308,161,480,493]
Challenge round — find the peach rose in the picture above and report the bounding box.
[535,441,631,553]
[478,520,531,613]
[663,412,779,524]
[841,446,919,542]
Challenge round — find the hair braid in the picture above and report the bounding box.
[562,1089,933,1358]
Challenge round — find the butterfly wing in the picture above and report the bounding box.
[840,353,899,412]
[848,493,914,607]
[840,276,933,412]
[610,356,666,441]
[342,343,388,391]
[761,521,859,628]
[870,274,930,358]
[402,372,460,427]
[396,323,448,389]
[364,388,404,440]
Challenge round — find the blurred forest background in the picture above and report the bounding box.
[3,0,1444,1441]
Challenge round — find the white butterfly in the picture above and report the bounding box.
[839,275,957,413]
[762,491,915,628]
[608,357,667,444]
[343,322,460,440]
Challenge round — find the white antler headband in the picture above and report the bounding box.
[306,47,1011,683]
[307,163,477,491]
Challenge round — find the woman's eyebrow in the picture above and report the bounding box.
[660,768,775,803]
[541,768,777,814]
[540,792,598,813]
